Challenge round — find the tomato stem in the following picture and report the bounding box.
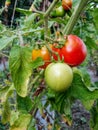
[29,69,44,92]
[44,0,59,18]
[63,0,90,35]
[44,0,59,41]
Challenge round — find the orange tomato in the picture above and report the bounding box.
[32,46,51,68]
[62,0,72,11]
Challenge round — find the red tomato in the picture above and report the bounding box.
[32,46,51,68]
[52,35,87,66]
[52,43,62,60]
[62,0,72,11]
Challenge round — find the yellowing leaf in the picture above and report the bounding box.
[10,113,31,130]
[1,100,11,124]
[9,46,33,97]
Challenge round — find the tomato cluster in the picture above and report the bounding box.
[50,0,72,18]
[32,35,87,92]
[32,35,87,68]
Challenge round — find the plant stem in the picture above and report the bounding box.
[63,0,90,35]
[30,69,44,87]
[0,52,9,58]
[44,0,59,40]
[44,0,59,18]
[18,30,24,46]
[11,0,18,27]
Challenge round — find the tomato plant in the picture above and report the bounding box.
[32,46,51,68]
[45,62,73,92]
[62,0,72,11]
[52,35,87,66]
[0,0,98,130]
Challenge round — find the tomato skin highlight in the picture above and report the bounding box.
[32,46,51,68]
[52,35,87,66]
[45,62,73,92]
[62,0,72,11]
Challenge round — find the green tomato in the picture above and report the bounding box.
[44,63,73,92]
[51,6,65,17]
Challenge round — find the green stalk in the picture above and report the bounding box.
[63,0,90,35]
[44,0,59,18]
[44,0,59,40]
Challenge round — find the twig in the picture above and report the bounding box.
[45,108,54,120]
[44,0,59,41]
[31,70,44,86]
[0,52,9,58]
[11,0,18,27]
[17,30,24,46]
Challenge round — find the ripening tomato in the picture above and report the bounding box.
[44,62,73,92]
[51,6,65,17]
[52,35,87,66]
[32,46,51,68]
[62,0,72,11]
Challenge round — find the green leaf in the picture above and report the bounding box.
[10,113,31,130]
[93,8,98,32]
[70,73,98,101]
[0,85,14,102]
[27,118,36,130]
[72,67,91,88]
[17,95,33,113]
[33,0,43,8]
[1,100,11,124]
[78,67,91,87]
[50,18,66,25]
[48,72,98,112]
[0,36,16,51]
[32,57,44,69]
[24,13,39,28]
[22,28,43,36]
[67,73,98,109]
[9,46,33,97]
[47,89,71,115]
[16,8,32,15]
[85,36,98,49]
[90,100,98,130]
[10,111,19,126]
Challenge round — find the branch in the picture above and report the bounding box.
[44,0,59,40]
[44,0,59,18]
[18,30,24,46]
[63,0,90,35]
